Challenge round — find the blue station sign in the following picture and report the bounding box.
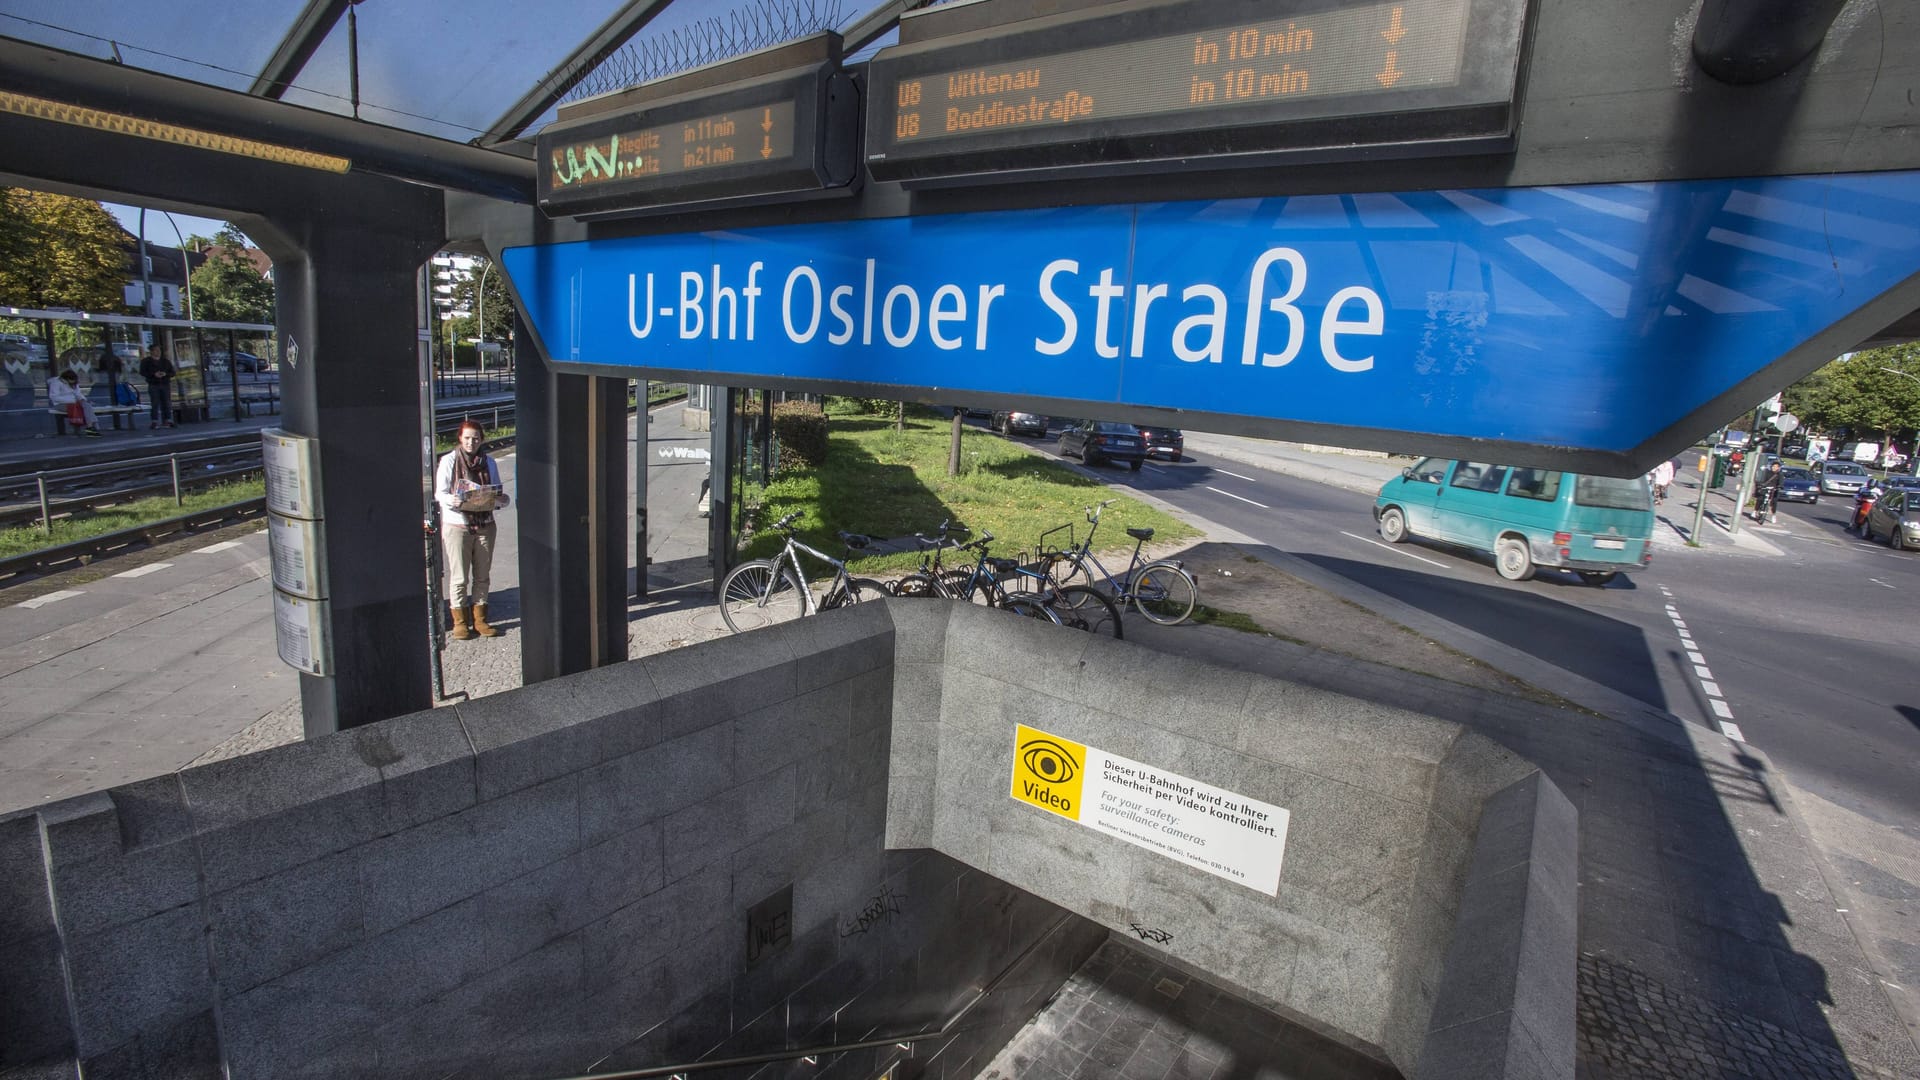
[503,171,1920,464]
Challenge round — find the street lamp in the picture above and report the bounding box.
[476,260,493,373]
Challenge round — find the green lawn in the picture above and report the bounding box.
[739,406,1199,573]
[0,478,265,559]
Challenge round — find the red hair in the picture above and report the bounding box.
[458,419,485,438]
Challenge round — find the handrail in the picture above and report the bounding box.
[546,912,1076,1080]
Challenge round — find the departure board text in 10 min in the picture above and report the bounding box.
[544,101,798,192]
[887,0,1471,144]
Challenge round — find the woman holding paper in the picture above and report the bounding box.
[434,420,510,639]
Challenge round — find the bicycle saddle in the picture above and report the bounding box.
[1126,526,1155,541]
[986,557,1019,573]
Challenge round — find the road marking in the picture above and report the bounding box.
[1710,699,1734,719]
[1666,596,1746,742]
[18,590,82,609]
[1687,651,1705,664]
[1868,577,1897,589]
[1720,722,1746,742]
[1213,468,1258,482]
[1694,665,1714,680]
[1670,619,1687,629]
[1206,486,1270,509]
[1701,681,1722,697]
[114,563,172,578]
[197,541,244,553]
[1340,531,1448,567]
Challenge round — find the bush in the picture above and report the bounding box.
[773,400,828,470]
[829,395,895,415]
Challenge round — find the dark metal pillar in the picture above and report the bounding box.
[517,318,629,683]
[1693,0,1846,84]
[634,379,649,600]
[258,206,441,735]
[710,386,735,573]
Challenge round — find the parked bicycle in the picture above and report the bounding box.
[716,513,890,633]
[1035,500,1198,624]
[895,527,1122,636]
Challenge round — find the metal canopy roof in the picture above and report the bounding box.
[0,0,900,148]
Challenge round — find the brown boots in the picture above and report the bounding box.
[448,604,502,640]
[471,604,502,638]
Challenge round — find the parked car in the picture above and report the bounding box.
[1862,489,1920,549]
[1373,458,1654,584]
[1816,460,1870,495]
[1135,425,1184,461]
[1879,474,1920,495]
[1057,420,1147,470]
[1778,467,1821,503]
[992,410,1048,437]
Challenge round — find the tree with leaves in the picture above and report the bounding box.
[1785,346,1920,448]
[448,257,514,343]
[187,225,275,323]
[0,189,130,311]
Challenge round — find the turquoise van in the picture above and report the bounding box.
[1372,458,1655,584]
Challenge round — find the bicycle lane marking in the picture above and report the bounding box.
[1205,486,1270,509]
[1338,530,1448,568]
[1658,583,1744,742]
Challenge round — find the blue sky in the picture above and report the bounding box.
[102,204,246,249]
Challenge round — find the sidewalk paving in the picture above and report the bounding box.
[0,419,1914,1078]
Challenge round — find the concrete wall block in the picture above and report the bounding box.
[459,664,666,802]
[1416,1008,1558,1080]
[1240,680,1453,799]
[207,847,365,994]
[44,777,193,865]
[984,804,1138,926]
[0,926,75,1069]
[1284,933,1394,1050]
[0,813,56,948]
[731,804,848,919]
[734,681,852,783]
[1409,813,1473,920]
[730,917,840,1038]
[639,631,800,741]
[46,832,200,941]
[793,844,887,943]
[887,719,939,782]
[842,773,890,854]
[579,723,734,848]
[372,935,584,1080]
[802,723,888,819]
[473,823,662,965]
[665,766,797,883]
[581,862,732,998]
[1277,778,1425,920]
[778,602,893,694]
[359,774,581,936]
[1072,648,1259,751]
[1429,732,1539,835]
[571,925,733,1075]
[941,602,1089,694]
[885,783,933,849]
[1382,890,1458,1071]
[891,661,943,730]
[74,1009,220,1080]
[358,708,482,835]
[878,596,949,665]
[847,666,893,735]
[65,904,212,1057]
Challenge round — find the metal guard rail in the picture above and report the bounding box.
[545,912,1077,1080]
[0,497,267,583]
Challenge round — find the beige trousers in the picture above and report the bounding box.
[442,523,497,607]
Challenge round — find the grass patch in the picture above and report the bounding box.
[0,478,264,559]
[1189,604,1281,637]
[739,405,1198,572]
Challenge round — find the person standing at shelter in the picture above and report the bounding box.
[139,343,175,428]
[49,370,103,437]
[1650,458,1675,504]
[435,420,510,639]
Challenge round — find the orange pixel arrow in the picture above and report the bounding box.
[761,135,772,159]
[762,108,773,132]
[1382,6,1406,44]
[1376,51,1404,88]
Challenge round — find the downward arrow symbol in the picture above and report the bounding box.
[1382,6,1406,44]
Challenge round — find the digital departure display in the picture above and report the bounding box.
[545,102,797,189]
[866,0,1530,184]
[536,38,858,219]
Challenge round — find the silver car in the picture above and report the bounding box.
[1817,460,1870,495]
[1863,489,1920,549]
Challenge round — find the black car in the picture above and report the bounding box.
[1778,466,1820,503]
[1135,425,1184,461]
[992,410,1048,437]
[1058,420,1147,470]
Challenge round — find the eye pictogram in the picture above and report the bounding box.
[1020,739,1079,784]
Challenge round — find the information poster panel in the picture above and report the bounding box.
[1011,723,1291,895]
[267,511,326,600]
[261,429,323,519]
[273,588,332,676]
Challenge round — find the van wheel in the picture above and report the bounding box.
[1578,571,1618,586]
[1379,507,1408,544]
[1496,537,1535,581]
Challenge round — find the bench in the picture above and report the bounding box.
[49,405,142,435]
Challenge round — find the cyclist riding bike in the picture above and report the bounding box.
[1753,461,1783,523]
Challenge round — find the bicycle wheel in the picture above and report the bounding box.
[1001,596,1063,626]
[1053,585,1124,639]
[821,576,891,610]
[717,560,804,633]
[893,572,941,599]
[1131,562,1197,625]
[1045,552,1088,591]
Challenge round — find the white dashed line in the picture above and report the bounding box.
[1213,468,1258,482]
[1868,577,1896,589]
[1711,699,1734,719]
[1670,619,1687,630]
[1701,681,1722,697]
[1340,531,1448,567]
[1694,666,1714,680]
[113,563,172,578]
[1664,590,1747,743]
[18,590,82,609]
[1206,486,1270,509]
[1687,651,1705,664]
[1721,723,1746,742]
[197,541,244,554]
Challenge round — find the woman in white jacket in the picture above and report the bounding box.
[48,370,103,437]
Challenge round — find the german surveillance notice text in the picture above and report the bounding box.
[1011,723,1290,895]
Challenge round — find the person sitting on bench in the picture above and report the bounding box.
[49,370,103,437]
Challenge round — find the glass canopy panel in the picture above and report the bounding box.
[0,0,307,93]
